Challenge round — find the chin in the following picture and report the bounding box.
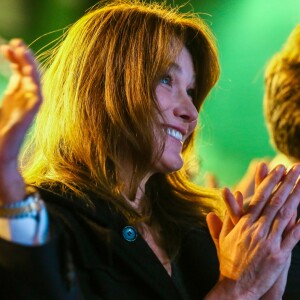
[152,150,185,173]
[157,159,184,174]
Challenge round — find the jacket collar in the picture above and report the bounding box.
[39,186,183,300]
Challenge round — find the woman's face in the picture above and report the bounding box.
[152,46,198,174]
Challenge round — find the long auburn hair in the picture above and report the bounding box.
[22,0,222,257]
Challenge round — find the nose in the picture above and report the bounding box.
[173,94,198,123]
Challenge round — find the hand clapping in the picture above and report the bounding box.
[207,163,300,299]
[0,39,42,204]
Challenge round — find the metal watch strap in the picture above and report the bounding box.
[0,188,43,218]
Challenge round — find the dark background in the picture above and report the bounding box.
[0,0,299,187]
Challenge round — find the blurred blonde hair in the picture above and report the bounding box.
[264,24,300,160]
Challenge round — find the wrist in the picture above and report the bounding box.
[205,277,259,300]
[0,161,26,203]
[0,179,26,204]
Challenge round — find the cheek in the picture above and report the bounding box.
[155,86,171,112]
[184,120,198,140]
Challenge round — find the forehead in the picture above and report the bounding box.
[170,47,195,83]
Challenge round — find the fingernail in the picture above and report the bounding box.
[275,164,285,172]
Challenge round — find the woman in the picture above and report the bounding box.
[0,1,299,299]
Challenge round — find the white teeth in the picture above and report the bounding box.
[166,127,183,141]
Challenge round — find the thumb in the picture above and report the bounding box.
[206,212,222,250]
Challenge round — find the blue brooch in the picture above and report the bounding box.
[122,226,138,242]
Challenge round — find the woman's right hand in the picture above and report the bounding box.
[206,164,300,299]
[0,39,42,204]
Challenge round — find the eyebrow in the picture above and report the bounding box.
[171,62,181,71]
[170,62,196,84]
[170,63,186,75]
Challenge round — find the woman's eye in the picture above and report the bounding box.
[160,75,172,86]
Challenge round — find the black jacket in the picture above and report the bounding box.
[0,189,219,300]
[1,188,299,299]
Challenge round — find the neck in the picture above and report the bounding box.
[120,169,153,212]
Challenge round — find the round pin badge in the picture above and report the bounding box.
[122,226,138,242]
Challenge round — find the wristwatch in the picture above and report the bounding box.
[0,187,43,218]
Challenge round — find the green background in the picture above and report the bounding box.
[0,0,299,188]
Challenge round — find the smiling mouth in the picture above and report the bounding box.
[166,127,183,142]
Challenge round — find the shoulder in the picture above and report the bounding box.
[38,185,116,225]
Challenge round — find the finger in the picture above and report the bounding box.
[255,162,268,191]
[281,219,300,253]
[235,190,244,210]
[1,45,25,79]
[2,41,39,83]
[3,74,39,103]
[1,44,23,70]
[23,49,40,84]
[9,38,25,48]
[14,47,41,95]
[270,179,300,240]
[219,210,235,240]
[14,47,35,75]
[205,173,219,188]
[284,211,297,236]
[206,212,222,249]
[222,188,243,225]
[260,165,300,226]
[2,43,41,100]
[3,73,21,95]
[246,164,286,220]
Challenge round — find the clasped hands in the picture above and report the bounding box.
[207,163,300,299]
